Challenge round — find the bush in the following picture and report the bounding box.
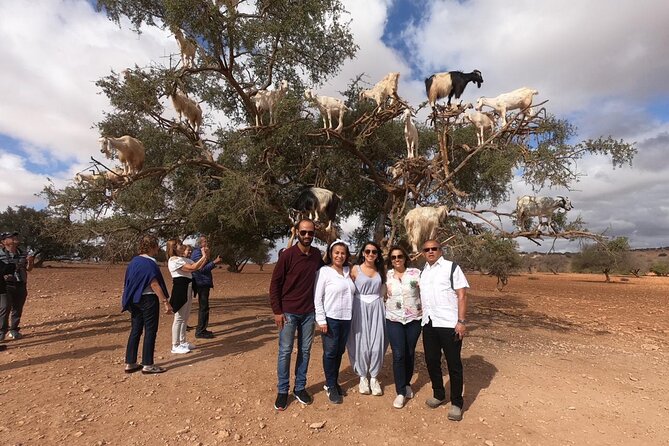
[649,262,669,276]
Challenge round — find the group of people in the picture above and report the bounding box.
[0,231,34,349]
[121,234,221,374]
[270,219,469,421]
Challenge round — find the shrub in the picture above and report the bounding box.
[649,262,669,276]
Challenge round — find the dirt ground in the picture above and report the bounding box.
[1,263,668,446]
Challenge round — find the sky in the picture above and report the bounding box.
[0,0,668,251]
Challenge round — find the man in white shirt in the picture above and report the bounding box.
[419,239,469,421]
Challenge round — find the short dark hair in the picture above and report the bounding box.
[296,218,315,230]
[385,245,411,270]
[325,241,350,266]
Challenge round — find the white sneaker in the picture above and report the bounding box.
[180,342,196,350]
[171,344,190,354]
[405,385,414,399]
[393,394,406,409]
[370,378,383,396]
[359,376,371,395]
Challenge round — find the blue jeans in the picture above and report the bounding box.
[321,317,352,390]
[277,312,315,393]
[125,294,160,366]
[387,319,422,395]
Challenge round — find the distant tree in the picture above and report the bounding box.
[541,254,570,274]
[0,206,72,266]
[572,237,631,282]
[249,240,272,271]
[649,262,669,277]
[453,234,521,290]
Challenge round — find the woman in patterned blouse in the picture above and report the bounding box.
[385,245,422,409]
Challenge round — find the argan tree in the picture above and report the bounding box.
[42,0,637,269]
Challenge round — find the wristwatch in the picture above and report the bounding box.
[457,319,467,324]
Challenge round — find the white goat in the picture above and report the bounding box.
[359,72,400,107]
[173,28,196,68]
[516,195,573,230]
[251,79,288,126]
[476,87,539,126]
[75,168,125,186]
[171,89,203,132]
[402,108,418,158]
[304,89,350,132]
[465,110,495,145]
[98,136,146,176]
[404,205,450,253]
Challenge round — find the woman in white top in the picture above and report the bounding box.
[347,240,386,397]
[385,245,422,409]
[167,239,209,354]
[314,240,355,405]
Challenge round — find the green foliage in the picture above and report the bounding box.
[0,206,73,265]
[452,234,522,290]
[649,262,669,276]
[572,237,631,281]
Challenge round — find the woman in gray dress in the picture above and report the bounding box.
[347,241,386,396]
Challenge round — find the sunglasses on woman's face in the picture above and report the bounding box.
[299,230,315,236]
[390,254,404,260]
[423,246,440,252]
[364,249,378,255]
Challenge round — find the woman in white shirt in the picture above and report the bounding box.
[314,240,355,405]
[385,245,422,409]
[167,240,209,354]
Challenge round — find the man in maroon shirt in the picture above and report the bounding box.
[270,219,323,411]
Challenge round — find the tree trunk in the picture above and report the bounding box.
[604,269,611,282]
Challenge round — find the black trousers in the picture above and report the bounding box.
[0,283,28,333]
[422,320,464,408]
[125,294,160,366]
[195,286,211,335]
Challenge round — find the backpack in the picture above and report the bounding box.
[449,261,458,290]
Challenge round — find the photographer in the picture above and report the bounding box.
[0,231,34,341]
[191,235,222,339]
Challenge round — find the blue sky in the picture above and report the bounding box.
[0,0,668,250]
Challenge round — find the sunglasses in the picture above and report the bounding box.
[423,247,440,252]
[364,249,378,255]
[299,230,315,236]
[390,254,404,260]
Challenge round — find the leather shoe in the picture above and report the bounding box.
[195,332,214,339]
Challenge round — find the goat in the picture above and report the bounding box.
[304,89,350,132]
[402,108,418,158]
[173,28,196,68]
[287,187,341,248]
[359,72,400,107]
[251,79,288,126]
[75,168,126,186]
[515,195,573,230]
[476,87,538,126]
[425,70,483,108]
[98,136,146,176]
[404,205,450,253]
[170,89,203,132]
[465,110,495,145]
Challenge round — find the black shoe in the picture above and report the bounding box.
[293,389,313,405]
[325,386,342,404]
[335,384,346,397]
[274,393,288,411]
[195,332,214,339]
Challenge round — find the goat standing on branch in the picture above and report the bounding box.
[465,109,495,146]
[304,89,350,132]
[403,108,418,158]
[172,28,196,68]
[404,205,450,253]
[359,72,400,108]
[425,70,483,108]
[515,195,573,231]
[476,87,538,127]
[171,89,203,132]
[251,79,288,127]
[99,136,145,176]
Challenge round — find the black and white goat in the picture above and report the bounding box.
[425,70,483,108]
[287,187,341,247]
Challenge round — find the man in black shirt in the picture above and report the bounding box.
[0,231,34,341]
